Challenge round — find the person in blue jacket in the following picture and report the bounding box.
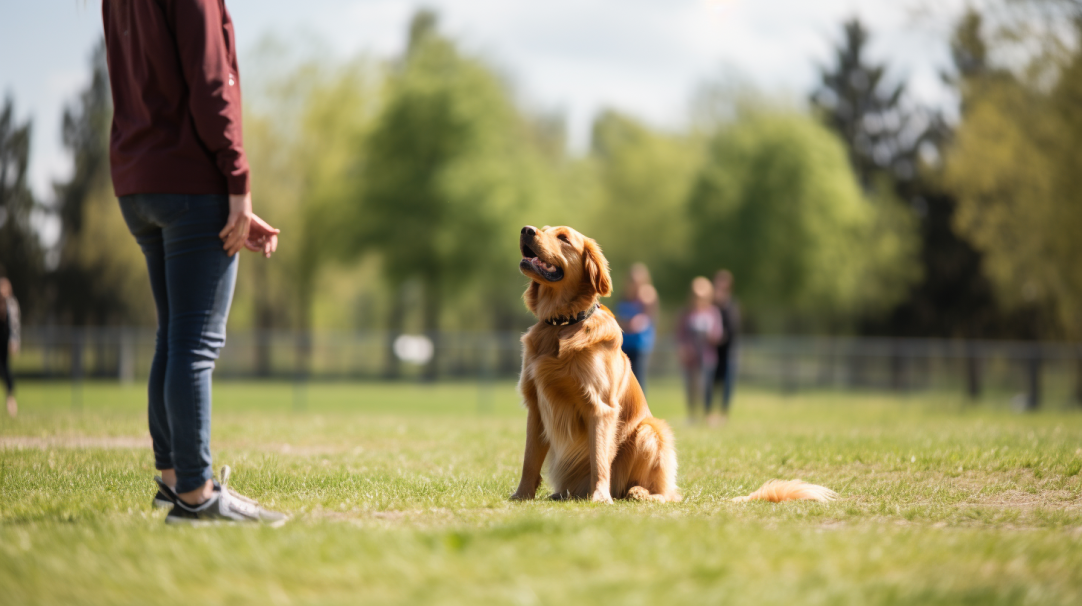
[616,263,659,394]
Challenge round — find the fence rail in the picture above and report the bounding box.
[11,326,1082,408]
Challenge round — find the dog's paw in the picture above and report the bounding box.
[509,490,535,501]
[590,489,614,504]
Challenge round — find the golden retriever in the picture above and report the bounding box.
[509,224,836,505]
[510,225,679,503]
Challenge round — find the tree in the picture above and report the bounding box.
[810,18,926,190]
[0,97,44,318]
[50,41,153,326]
[945,16,1082,339]
[240,50,384,375]
[585,110,700,299]
[686,110,919,332]
[357,10,556,378]
[812,16,1013,339]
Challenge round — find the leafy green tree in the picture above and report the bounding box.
[0,97,45,317]
[51,41,153,326]
[812,16,1014,339]
[585,110,700,299]
[945,15,1082,339]
[357,10,556,377]
[686,110,918,331]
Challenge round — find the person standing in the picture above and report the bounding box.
[103,0,284,525]
[677,277,723,423]
[710,270,741,425]
[616,263,659,394]
[1,277,19,418]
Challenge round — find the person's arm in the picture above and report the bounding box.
[168,0,266,255]
[168,0,248,195]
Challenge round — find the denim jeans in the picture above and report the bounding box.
[710,347,738,413]
[119,193,237,494]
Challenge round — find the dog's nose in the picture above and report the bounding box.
[521,225,537,237]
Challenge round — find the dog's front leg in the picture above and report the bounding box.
[511,378,549,500]
[587,402,619,504]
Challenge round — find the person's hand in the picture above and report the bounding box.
[629,313,651,333]
[244,213,280,258]
[219,193,254,256]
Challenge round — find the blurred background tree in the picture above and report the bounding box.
[354,11,559,377]
[810,16,1015,340]
[0,97,44,319]
[945,6,1082,339]
[685,108,919,332]
[50,42,152,327]
[584,110,700,304]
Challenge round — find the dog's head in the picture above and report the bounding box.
[519,225,612,319]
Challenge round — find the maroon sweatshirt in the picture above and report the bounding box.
[103,0,249,196]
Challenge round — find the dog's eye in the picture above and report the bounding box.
[557,234,570,244]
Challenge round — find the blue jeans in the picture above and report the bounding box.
[119,194,237,494]
[711,347,738,413]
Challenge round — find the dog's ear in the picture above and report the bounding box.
[582,238,612,297]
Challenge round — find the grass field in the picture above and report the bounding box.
[1,379,1081,605]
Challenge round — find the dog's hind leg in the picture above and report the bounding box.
[614,418,680,502]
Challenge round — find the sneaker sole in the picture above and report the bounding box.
[153,498,174,509]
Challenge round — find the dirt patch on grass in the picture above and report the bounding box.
[0,435,152,449]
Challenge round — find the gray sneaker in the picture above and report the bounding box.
[165,466,288,527]
[152,476,177,509]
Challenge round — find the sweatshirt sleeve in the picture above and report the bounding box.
[169,0,250,194]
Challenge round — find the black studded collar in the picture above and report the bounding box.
[544,303,600,327]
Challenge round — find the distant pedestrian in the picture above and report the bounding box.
[709,270,741,425]
[1,277,20,417]
[616,263,659,394]
[104,0,284,525]
[677,277,723,423]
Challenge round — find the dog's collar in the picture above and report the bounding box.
[544,303,600,327]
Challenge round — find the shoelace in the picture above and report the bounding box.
[219,466,261,515]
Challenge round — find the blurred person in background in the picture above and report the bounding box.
[616,263,659,394]
[677,276,723,424]
[103,0,284,525]
[709,270,741,426]
[1,276,20,418]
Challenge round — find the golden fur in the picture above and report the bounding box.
[731,479,837,503]
[510,225,679,503]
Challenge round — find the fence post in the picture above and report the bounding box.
[965,341,981,400]
[71,327,84,411]
[1025,344,1041,411]
[118,327,135,384]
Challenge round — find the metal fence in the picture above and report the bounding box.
[11,326,1082,408]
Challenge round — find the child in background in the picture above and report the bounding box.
[677,277,723,423]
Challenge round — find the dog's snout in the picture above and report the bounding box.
[521,225,537,237]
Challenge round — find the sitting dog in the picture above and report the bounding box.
[510,225,679,503]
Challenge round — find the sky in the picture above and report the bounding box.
[1,0,969,201]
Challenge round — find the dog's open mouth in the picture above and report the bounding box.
[520,243,564,281]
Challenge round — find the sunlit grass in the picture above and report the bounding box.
[1,379,1080,605]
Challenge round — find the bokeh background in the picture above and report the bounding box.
[1,0,1081,405]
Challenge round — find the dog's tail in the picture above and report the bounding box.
[731,479,837,503]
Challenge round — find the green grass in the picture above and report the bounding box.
[1,379,1080,605]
